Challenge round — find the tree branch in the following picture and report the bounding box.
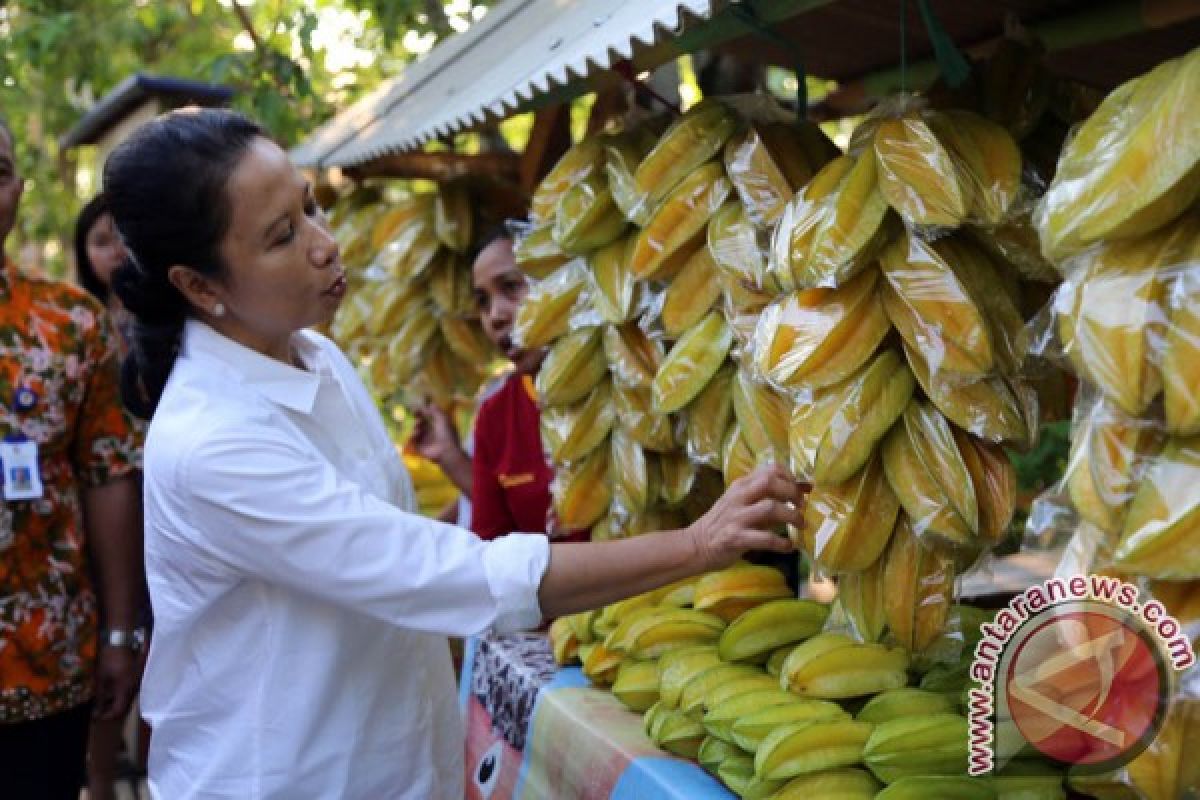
[231,1,265,54]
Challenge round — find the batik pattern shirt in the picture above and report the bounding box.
[0,260,140,722]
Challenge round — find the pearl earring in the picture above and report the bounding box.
[213,303,226,317]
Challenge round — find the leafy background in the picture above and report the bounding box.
[0,0,499,274]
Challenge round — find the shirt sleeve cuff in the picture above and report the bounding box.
[481,533,550,633]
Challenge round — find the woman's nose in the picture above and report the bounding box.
[311,223,339,267]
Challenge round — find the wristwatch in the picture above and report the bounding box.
[101,627,146,653]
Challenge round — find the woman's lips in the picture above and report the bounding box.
[323,272,347,298]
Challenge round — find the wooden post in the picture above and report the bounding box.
[519,105,571,195]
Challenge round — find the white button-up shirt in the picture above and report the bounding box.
[140,320,549,799]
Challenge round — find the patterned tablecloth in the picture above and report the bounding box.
[461,632,734,800]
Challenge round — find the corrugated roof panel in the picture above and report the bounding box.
[293,0,715,168]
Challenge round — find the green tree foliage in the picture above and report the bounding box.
[0,0,495,274]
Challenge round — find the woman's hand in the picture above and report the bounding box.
[685,464,810,572]
[408,402,463,467]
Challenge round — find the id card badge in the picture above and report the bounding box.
[1,438,44,501]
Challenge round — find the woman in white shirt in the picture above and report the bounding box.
[102,108,806,800]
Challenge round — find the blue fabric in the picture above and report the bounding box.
[511,667,588,796]
[458,635,478,713]
[611,756,732,799]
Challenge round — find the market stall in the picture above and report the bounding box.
[294,1,1200,797]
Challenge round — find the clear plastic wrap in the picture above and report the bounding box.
[769,152,894,291]
[730,367,791,467]
[720,421,756,488]
[551,171,628,256]
[534,326,607,406]
[511,259,590,350]
[604,123,663,227]
[1067,693,1200,800]
[629,161,731,281]
[925,109,1024,227]
[967,214,1060,284]
[407,340,487,408]
[589,236,637,325]
[364,277,427,338]
[658,449,697,508]
[836,554,888,643]
[881,400,979,546]
[610,426,660,517]
[651,310,733,414]
[1060,391,1165,542]
[531,136,606,224]
[550,443,611,531]
[661,244,722,339]
[330,287,372,347]
[707,200,779,295]
[336,204,386,270]
[540,378,615,465]
[512,222,572,280]
[798,453,898,574]
[374,218,441,282]
[882,514,958,656]
[1162,254,1200,436]
[683,362,734,469]
[752,267,890,395]
[723,118,841,228]
[427,251,475,317]
[901,340,1032,445]
[369,194,435,252]
[385,301,439,383]
[1109,433,1200,580]
[433,181,473,253]
[872,100,974,230]
[438,315,495,365]
[880,231,1023,380]
[603,322,664,391]
[788,349,914,486]
[1035,46,1200,263]
[612,383,678,453]
[630,99,739,223]
[951,427,1017,545]
[1044,215,1196,417]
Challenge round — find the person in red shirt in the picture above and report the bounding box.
[411,231,585,541]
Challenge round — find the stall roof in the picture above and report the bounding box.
[291,0,717,168]
[60,74,234,150]
[294,0,1200,169]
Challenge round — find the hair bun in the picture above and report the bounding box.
[112,255,187,324]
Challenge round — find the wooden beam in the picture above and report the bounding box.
[519,105,571,195]
[342,151,519,182]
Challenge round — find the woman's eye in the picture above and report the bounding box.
[304,198,318,216]
[274,224,295,246]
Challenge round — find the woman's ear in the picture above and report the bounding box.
[167,265,222,316]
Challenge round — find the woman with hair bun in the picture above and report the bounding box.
[104,107,807,799]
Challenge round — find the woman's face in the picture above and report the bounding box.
[472,238,541,373]
[208,136,344,358]
[85,212,127,288]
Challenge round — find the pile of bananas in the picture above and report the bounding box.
[330,182,498,409]
[549,563,1073,799]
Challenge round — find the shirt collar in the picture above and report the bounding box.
[182,319,322,414]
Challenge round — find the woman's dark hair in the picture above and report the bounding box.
[467,222,514,264]
[73,193,113,304]
[104,108,263,418]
